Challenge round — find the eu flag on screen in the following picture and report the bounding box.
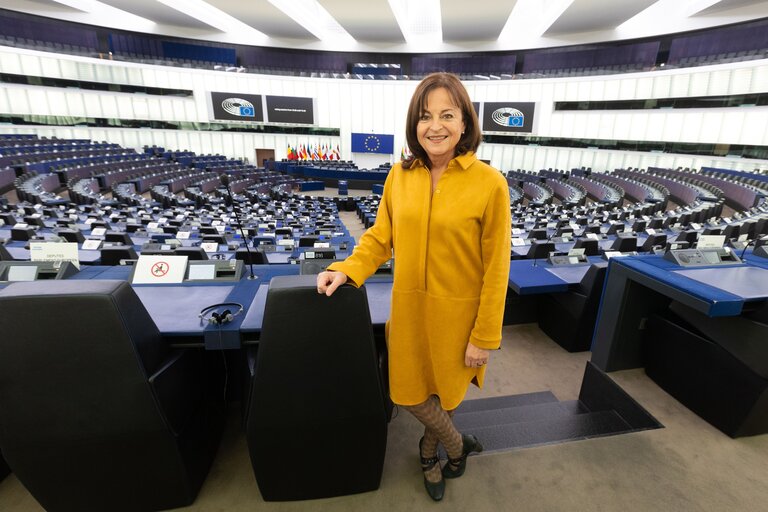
[351,133,395,154]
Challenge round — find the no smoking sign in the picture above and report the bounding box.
[151,262,170,277]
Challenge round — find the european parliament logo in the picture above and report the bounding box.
[492,107,524,128]
[221,97,255,117]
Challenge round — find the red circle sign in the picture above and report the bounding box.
[151,261,169,277]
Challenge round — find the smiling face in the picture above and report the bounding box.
[416,87,465,168]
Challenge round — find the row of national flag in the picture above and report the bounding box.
[287,143,341,161]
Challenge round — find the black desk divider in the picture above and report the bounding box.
[0,261,78,281]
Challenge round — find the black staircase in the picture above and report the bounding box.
[446,362,661,455]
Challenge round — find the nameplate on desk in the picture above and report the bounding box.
[646,228,656,235]
[13,223,28,229]
[91,227,107,237]
[82,239,102,251]
[147,222,159,230]
[132,255,187,284]
[586,233,600,240]
[84,218,96,225]
[201,242,219,253]
[512,228,523,235]
[313,242,330,248]
[30,242,80,269]
[603,251,625,259]
[737,234,749,242]
[697,235,725,249]
[512,238,525,247]
[176,231,191,239]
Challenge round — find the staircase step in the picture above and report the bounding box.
[453,410,633,454]
[455,391,558,414]
[453,400,588,430]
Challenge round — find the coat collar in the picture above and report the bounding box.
[412,151,477,171]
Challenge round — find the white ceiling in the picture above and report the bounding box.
[1,0,767,53]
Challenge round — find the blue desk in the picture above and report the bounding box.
[508,258,601,295]
[591,255,768,372]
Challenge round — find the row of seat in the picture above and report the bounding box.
[0,276,389,508]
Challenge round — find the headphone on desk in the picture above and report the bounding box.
[199,302,244,325]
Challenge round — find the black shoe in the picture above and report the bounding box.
[419,437,445,501]
[442,434,483,479]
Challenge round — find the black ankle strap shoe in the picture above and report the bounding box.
[419,437,445,501]
[442,433,483,479]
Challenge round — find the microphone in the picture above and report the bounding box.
[532,227,557,268]
[739,237,756,260]
[220,173,257,280]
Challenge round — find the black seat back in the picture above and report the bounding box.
[641,234,667,252]
[526,241,555,259]
[57,229,86,244]
[100,245,138,265]
[573,238,599,256]
[175,246,209,260]
[0,280,224,511]
[611,235,638,252]
[245,275,387,501]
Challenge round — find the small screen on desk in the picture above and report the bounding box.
[8,265,38,281]
[188,264,216,280]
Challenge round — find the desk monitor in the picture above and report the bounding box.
[304,249,336,260]
[299,258,340,275]
[0,261,78,281]
[185,260,243,281]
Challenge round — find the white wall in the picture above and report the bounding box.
[0,46,766,173]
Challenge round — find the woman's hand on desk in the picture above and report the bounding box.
[317,271,347,297]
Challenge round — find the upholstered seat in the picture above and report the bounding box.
[0,280,226,511]
[244,275,388,501]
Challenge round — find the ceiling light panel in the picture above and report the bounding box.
[387,0,442,46]
[157,0,268,39]
[49,0,156,27]
[267,0,356,44]
[498,0,575,42]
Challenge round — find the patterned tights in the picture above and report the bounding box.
[403,395,462,483]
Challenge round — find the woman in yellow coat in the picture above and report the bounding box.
[317,72,511,501]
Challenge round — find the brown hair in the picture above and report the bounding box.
[402,72,481,169]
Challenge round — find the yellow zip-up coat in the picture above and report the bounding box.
[328,152,511,410]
